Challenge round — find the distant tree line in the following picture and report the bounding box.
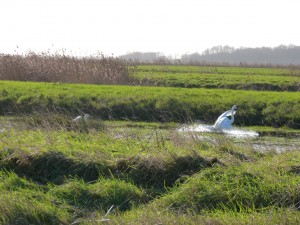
[119,45,300,66]
[119,52,171,65]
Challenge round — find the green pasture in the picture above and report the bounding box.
[0,80,299,128]
[137,65,297,75]
[133,65,300,90]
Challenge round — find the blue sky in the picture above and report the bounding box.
[1,0,299,56]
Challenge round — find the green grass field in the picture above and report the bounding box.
[1,80,300,128]
[0,64,300,224]
[133,65,300,90]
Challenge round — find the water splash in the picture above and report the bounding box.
[178,124,216,133]
[178,123,300,153]
[223,128,259,138]
[178,123,259,138]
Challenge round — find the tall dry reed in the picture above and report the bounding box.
[0,51,132,84]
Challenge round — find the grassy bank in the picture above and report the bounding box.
[0,120,300,224]
[1,80,299,128]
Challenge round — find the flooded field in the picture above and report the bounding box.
[178,123,300,153]
[1,116,299,153]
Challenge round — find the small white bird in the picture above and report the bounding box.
[72,113,91,122]
[214,105,238,130]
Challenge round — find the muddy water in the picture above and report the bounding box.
[178,123,300,153]
[178,124,259,138]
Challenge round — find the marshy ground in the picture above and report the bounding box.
[0,116,300,224]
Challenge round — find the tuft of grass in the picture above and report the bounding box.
[48,177,147,212]
[0,171,70,224]
[98,206,300,225]
[0,150,111,184]
[154,151,300,213]
[115,153,218,189]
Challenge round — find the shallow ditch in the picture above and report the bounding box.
[0,149,220,189]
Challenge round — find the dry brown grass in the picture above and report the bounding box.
[0,51,132,84]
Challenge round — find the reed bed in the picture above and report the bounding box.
[0,52,131,84]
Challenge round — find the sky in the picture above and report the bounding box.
[1,0,300,57]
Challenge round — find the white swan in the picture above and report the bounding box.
[214,105,238,130]
[72,113,91,122]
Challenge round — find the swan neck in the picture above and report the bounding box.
[231,108,235,122]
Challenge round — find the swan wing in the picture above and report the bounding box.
[214,117,233,130]
[214,109,236,129]
[215,110,235,122]
[224,110,236,117]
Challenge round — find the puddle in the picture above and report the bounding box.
[178,124,215,133]
[223,128,259,138]
[250,142,299,153]
[178,123,300,153]
[178,124,259,138]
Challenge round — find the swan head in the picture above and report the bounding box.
[83,113,91,121]
[232,105,238,111]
